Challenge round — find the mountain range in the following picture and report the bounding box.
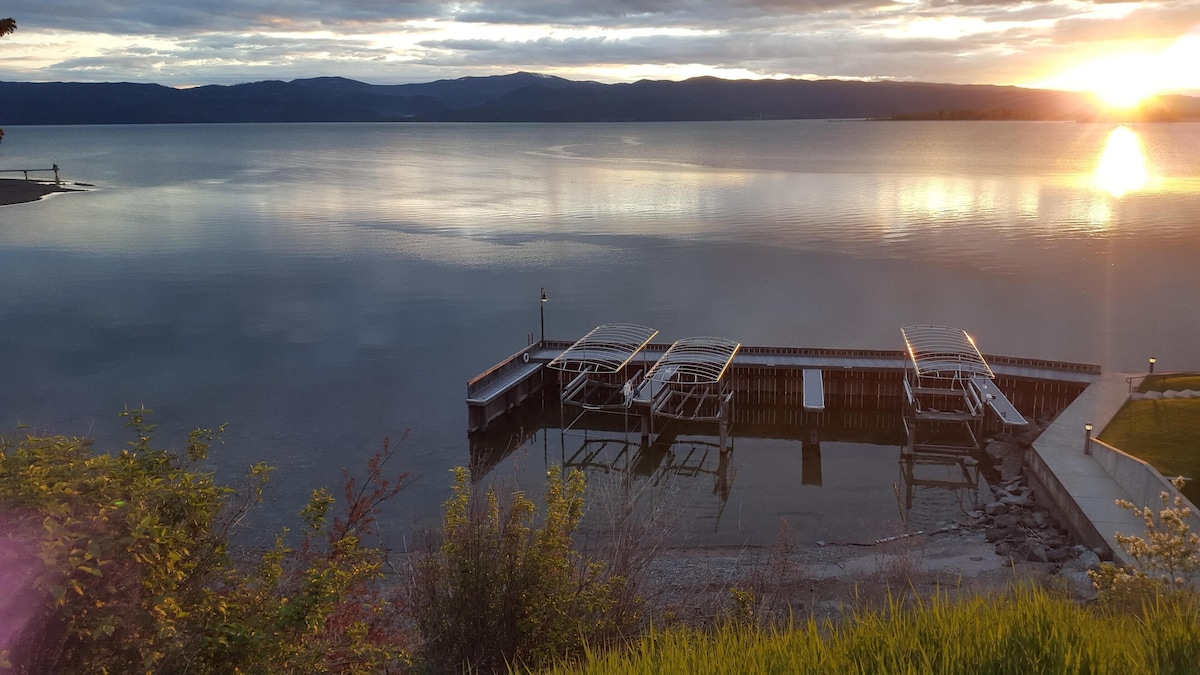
[2,72,1198,125]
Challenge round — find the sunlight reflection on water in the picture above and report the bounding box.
[1094,126,1149,198]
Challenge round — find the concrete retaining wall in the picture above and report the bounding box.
[1090,437,1200,516]
[1026,448,1113,557]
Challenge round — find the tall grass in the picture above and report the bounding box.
[533,585,1200,675]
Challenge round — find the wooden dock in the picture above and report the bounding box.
[467,340,1100,433]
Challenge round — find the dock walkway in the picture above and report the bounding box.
[1029,373,1148,566]
[517,344,1096,383]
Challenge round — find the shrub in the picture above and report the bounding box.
[0,409,410,674]
[1090,475,1200,605]
[409,467,642,673]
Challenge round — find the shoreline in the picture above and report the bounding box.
[0,178,82,206]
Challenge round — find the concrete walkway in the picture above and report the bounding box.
[1030,372,1145,566]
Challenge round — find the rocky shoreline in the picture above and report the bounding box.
[639,418,1114,623]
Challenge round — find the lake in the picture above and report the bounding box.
[1,121,1198,546]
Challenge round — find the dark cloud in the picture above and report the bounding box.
[5,0,440,34]
[7,0,902,35]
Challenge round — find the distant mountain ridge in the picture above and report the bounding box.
[2,72,1198,124]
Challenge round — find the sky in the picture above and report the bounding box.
[2,0,1200,98]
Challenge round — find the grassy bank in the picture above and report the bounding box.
[536,586,1200,675]
[1099,398,1200,504]
[1138,374,1200,394]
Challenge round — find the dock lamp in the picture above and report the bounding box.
[1084,423,1094,455]
[1149,357,1156,374]
[540,288,548,345]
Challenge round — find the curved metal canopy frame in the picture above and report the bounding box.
[548,323,659,374]
[901,325,993,379]
[645,336,741,384]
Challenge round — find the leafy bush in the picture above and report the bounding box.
[1090,475,1200,606]
[0,409,410,674]
[409,467,642,673]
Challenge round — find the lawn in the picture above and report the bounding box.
[1137,373,1200,393]
[1099,397,1200,505]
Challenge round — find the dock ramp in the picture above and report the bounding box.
[802,369,825,411]
[969,375,1027,426]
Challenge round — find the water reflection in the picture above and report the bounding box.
[1095,126,1149,198]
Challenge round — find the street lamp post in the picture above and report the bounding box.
[1084,423,1093,455]
[540,288,548,345]
[1149,357,1156,374]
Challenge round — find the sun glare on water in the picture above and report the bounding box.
[1094,126,1148,198]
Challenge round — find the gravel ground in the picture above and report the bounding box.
[637,530,1069,626]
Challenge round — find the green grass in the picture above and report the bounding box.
[532,586,1200,675]
[1099,398,1200,505]
[1138,373,1200,394]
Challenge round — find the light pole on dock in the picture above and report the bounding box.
[1148,357,1156,374]
[540,288,548,345]
[1084,423,1093,455]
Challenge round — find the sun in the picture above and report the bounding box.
[1036,36,1200,110]
[1052,52,1163,109]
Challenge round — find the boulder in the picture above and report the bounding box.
[1018,542,1050,563]
[1078,549,1102,570]
[1014,426,1043,446]
[1058,568,1098,602]
[985,440,1017,460]
[1048,547,1073,563]
[1000,455,1023,482]
[985,502,1007,516]
[994,514,1021,529]
[1000,494,1030,507]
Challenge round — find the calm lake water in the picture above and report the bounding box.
[1,121,1198,546]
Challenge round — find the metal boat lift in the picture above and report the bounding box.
[548,323,659,442]
[635,336,741,449]
[900,325,1027,454]
[548,325,742,451]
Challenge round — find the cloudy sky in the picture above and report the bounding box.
[2,0,1199,97]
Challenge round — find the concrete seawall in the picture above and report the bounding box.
[1028,373,1199,566]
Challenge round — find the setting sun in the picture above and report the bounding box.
[1035,35,1200,110]
[1050,53,1162,109]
